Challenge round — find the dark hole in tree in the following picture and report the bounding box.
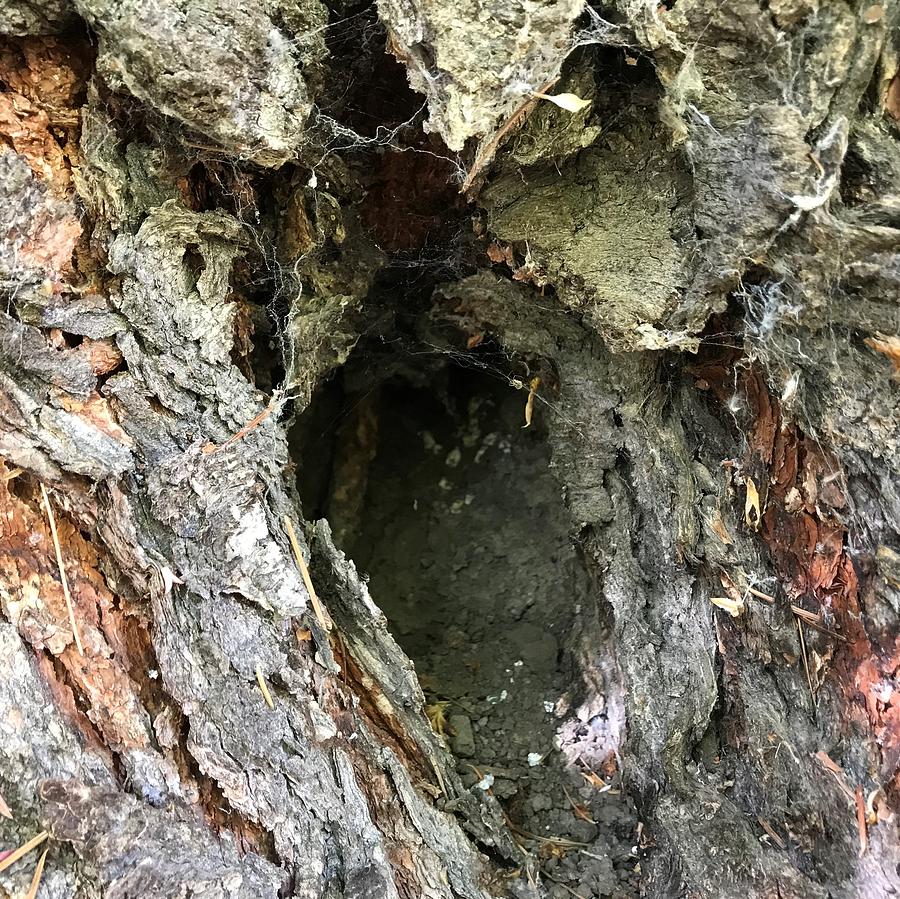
[292,343,639,895]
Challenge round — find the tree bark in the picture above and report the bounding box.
[0,1,898,898]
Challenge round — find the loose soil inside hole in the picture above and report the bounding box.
[296,357,640,898]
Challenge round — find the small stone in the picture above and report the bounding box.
[491,777,518,800]
[448,714,476,757]
[566,819,599,843]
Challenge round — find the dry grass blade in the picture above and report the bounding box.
[284,516,331,632]
[0,831,49,873]
[24,847,48,899]
[255,663,275,710]
[40,485,84,655]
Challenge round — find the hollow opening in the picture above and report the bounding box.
[292,339,639,897]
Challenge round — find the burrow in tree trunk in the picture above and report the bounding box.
[0,1,899,899]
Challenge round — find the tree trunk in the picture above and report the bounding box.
[0,1,898,898]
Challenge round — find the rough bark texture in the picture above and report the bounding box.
[0,1,898,898]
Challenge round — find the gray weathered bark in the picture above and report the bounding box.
[0,1,898,898]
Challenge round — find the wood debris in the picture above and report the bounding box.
[863,335,900,373]
[744,477,761,530]
[706,509,734,545]
[813,751,856,802]
[581,770,610,792]
[0,465,156,759]
[710,596,744,617]
[523,377,541,428]
[756,815,786,849]
[855,786,868,856]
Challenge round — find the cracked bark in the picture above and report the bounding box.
[0,1,898,898]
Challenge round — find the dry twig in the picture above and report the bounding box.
[747,586,775,604]
[460,77,558,194]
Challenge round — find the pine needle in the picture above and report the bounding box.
[255,664,275,710]
[796,616,815,709]
[284,517,331,632]
[205,392,281,454]
[24,847,48,899]
[0,831,48,873]
[40,485,84,655]
[855,786,868,856]
[790,605,848,642]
